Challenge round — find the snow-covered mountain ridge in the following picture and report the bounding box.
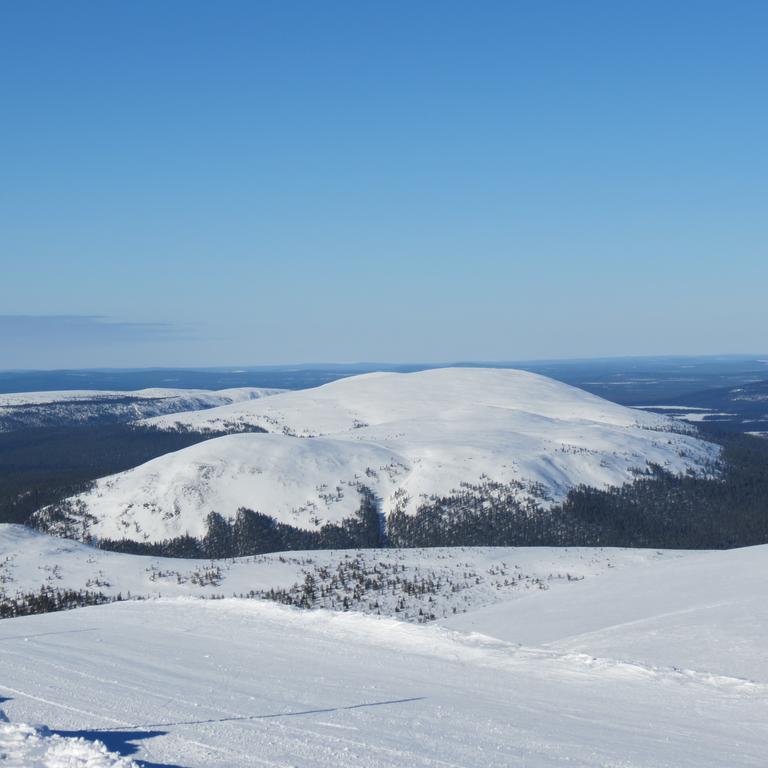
[143,367,689,434]
[38,368,720,544]
[0,387,284,431]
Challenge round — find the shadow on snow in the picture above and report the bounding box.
[56,696,426,765]
[53,728,183,768]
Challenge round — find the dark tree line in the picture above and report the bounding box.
[9,425,768,555]
[98,433,768,556]
[99,487,384,558]
[0,587,116,618]
[388,432,768,550]
[0,423,264,525]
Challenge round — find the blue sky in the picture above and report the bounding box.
[1,1,766,369]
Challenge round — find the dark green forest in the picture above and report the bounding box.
[0,423,263,525]
[0,586,115,619]
[97,487,384,558]
[388,431,768,550]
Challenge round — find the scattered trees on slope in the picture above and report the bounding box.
[17,429,768,556]
[97,487,385,558]
[0,587,116,618]
[389,432,768,550]
[0,423,262,525]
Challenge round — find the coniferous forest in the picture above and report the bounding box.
[0,423,263,525]
[388,431,768,550]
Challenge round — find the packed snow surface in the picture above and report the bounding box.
[1,540,767,767]
[444,542,768,682]
[49,369,719,542]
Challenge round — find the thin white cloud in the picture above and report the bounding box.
[0,315,190,344]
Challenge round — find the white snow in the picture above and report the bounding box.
[0,720,136,767]
[45,369,720,542]
[0,387,282,408]
[675,411,736,422]
[633,405,712,411]
[145,368,688,434]
[1,543,766,767]
[2,522,767,766]
[632,406,740,423]
[0,387,285,431]
[443,543,768,682]
[0,524,682,620]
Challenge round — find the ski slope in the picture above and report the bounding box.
[443,542,768,682]
[1,566,766,768]
[40,369,720,543]
[2,529,766,766]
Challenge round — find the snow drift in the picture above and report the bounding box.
[0,719,136,768]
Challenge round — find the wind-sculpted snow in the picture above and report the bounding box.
[45,368,720,543]
[0,386,284,431]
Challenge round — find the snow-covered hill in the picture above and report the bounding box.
[0,524,681,622]
[0,387,284,432]
[39,369,720,544]
[1,538,766,767]
[143,366,697,434]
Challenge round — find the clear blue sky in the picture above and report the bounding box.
[1,1,766,369]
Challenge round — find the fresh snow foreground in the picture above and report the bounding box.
[0,720,136,767]
[1,543,767,766]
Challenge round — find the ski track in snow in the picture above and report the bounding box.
[1,548,767,768]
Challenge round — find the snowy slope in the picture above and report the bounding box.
[0,588,765,767]
[0,387,284,431]
[443,542,768,682]
[1,524,682,621]
[0,388,282,408]
[43,369,720,543]
[144,367,696,434]
[2,524,767,766]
